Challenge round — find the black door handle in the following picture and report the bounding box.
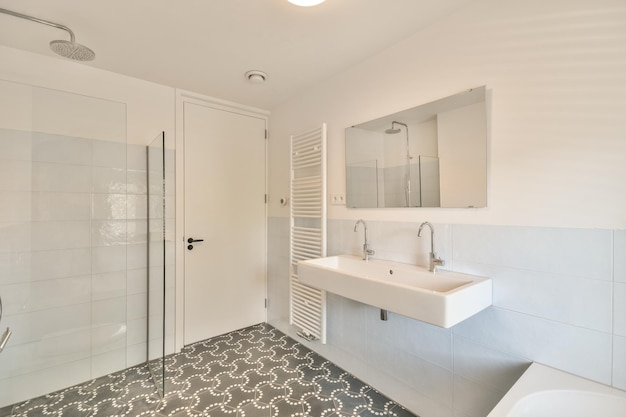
[187,238,204,244]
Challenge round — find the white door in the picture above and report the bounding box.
[183,102,266,345]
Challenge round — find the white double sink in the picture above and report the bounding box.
[298,254,492,328]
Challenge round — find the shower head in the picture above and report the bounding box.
[0,7,95,61]
[49,40,95,61]
[385,121,407,134]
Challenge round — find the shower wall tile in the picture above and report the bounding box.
[2,276,91,315]
[0,304,91,349]
[127,170,148,194]
[0,128,32,161]
[128,220,148,244]
[0,160,32,190]
[128,194,148,219]
[127,243,148,269]
[92,166,127,193]
[92,245,127,274]
[92,323,126,355]
[32,133,91,165]
[92,271,127,301]
[0,191,31,222]
[91,348,127,380]
[92,194,127,220]
[0,358,92,408]
[92,297,127,327]
[127,144,147,170]
[31,162,92,193]
[127,268,148,295]
[93,140,127,168]
[0,248,92,285]
[91,220,127,247]
[126,317,147,346]
[31,221,92,251]
[32,192,92,221]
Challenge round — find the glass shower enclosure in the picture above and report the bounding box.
[0,80,167,407]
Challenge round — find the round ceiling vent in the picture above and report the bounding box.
[245,70,268,84]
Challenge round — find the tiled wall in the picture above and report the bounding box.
[0,80,165,407]
[267,217,626,417]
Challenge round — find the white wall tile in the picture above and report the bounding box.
[127,170,148,194]
[396,314,453,370]
[615,230,626,283]
[0,128,32,161]
[92,271,127,301]
[127,268,147,295]
[0,191,31,222]
[91,220,127,247]
[614,282,626,337]
[92,166,127,193]
[31,221,91,251]
[127,144,147,171]
[32,133,91,165]
[613,336,626,390]
[92,297,127,327]
[32,192,91,221]
[453,307,612,385]
[0,160,32,191]
[92,194,127,220]
[453,375,506,417]
[31,162,92,193]
[92,323,126,355]
[91,349,127,380]
[454,260,612,332]
[453,336,529,393]
[0,303,90,348]
[128,195,148,220]
[0,358,91,408]
[452,225,612,280]
[93,139,127,168]
[1,275,90,315]
[92,245,127,274]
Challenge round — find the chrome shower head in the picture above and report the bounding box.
[49,40,95,61]
[0,7,95,62]
[385,121,407,134]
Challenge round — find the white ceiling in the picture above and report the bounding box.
[0,0,475,110]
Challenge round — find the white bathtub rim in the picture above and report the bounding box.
[486,362,626,417]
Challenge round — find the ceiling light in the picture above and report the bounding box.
[245,70,268,84]
[288,0,326,6]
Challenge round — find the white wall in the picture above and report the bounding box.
[267,1,626,416]
[268,0,626,230]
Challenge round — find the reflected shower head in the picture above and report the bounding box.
[0,7,95,61]
[385,121,407,134]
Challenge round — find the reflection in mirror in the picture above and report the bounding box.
[345,86,487,208]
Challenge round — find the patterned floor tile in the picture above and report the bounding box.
[2,323,418,417]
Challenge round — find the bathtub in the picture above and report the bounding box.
[487,362,626,417]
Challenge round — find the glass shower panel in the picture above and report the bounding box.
[147,132,166,397]
[0,80,135,407]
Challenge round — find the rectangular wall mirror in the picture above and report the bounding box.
[345,86,487,208]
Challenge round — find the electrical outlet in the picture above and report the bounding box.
[331,194,345,205]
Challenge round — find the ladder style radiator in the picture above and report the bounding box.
[289,124,327,343]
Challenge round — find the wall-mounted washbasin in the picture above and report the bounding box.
[297,254,492,328]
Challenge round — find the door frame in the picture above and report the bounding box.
[175,89,270,352]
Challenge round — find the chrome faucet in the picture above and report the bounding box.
[418,221,445,272]
[354,219,375,261]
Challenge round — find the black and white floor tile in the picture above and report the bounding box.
[1,323,418,417]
